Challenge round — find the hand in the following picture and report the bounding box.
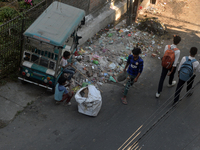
[134,78,138,82]
[123,68,126,72]
[167,72,172,76]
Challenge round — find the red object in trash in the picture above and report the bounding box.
[74,51,79,56]
[139,6,143,10]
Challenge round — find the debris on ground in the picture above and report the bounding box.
[136,18,167,35]
[68,19,166,93]
[141,0,189,15]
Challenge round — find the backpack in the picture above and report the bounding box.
[162,45,178,69]
[179,56,196,81]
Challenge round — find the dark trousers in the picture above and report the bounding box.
[124,74,136,96]
[55,92,74,103]
[174,75,196,103]
[63,67,75,80]
[157,67,177,93]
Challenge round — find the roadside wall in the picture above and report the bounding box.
[61,0,122,14]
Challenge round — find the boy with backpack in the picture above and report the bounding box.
[121,47,144,105]
[156,35,181,98]
[173,47,200,104]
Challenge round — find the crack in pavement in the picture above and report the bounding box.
[0,94,24,107]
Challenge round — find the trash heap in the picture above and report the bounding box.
[70,19,166,92]
[136,18,167,35]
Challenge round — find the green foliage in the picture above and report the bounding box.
[0,7,18,22]
[18,1,31,9]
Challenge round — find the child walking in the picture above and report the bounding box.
[174,47,200,104]
[121,47,144,105]
[156,35,181,98]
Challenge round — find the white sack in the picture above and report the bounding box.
[75,85,102,116]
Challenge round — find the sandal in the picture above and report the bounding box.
[121,97,127,105]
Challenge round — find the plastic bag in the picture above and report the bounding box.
[74,62,84,73]
[98,56,108,68]
[109,63,116,70]
[75,85,102,116]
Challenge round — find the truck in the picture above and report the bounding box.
[18,1,85,93]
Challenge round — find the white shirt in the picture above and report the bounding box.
[164,44,180,67]
[178,56,200,73]
[60,58,68,67]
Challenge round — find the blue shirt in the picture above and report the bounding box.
[58,84,68,94]
[127,55,144,76]
[54,83,68,101]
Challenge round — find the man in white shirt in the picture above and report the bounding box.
[174,47,200,104]
[156,35,181,98]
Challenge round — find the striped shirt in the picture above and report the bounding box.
[127,55,144,76]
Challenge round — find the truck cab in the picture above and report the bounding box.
[18,1,85,93]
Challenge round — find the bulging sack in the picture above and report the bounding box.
[75,85,102,116]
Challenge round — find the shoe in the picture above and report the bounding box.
[168,81,176,87]
[156,92,160,98]
[121,97,127,105]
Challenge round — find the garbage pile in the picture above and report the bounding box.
[136,18,167,35]
[69,19,165,92]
